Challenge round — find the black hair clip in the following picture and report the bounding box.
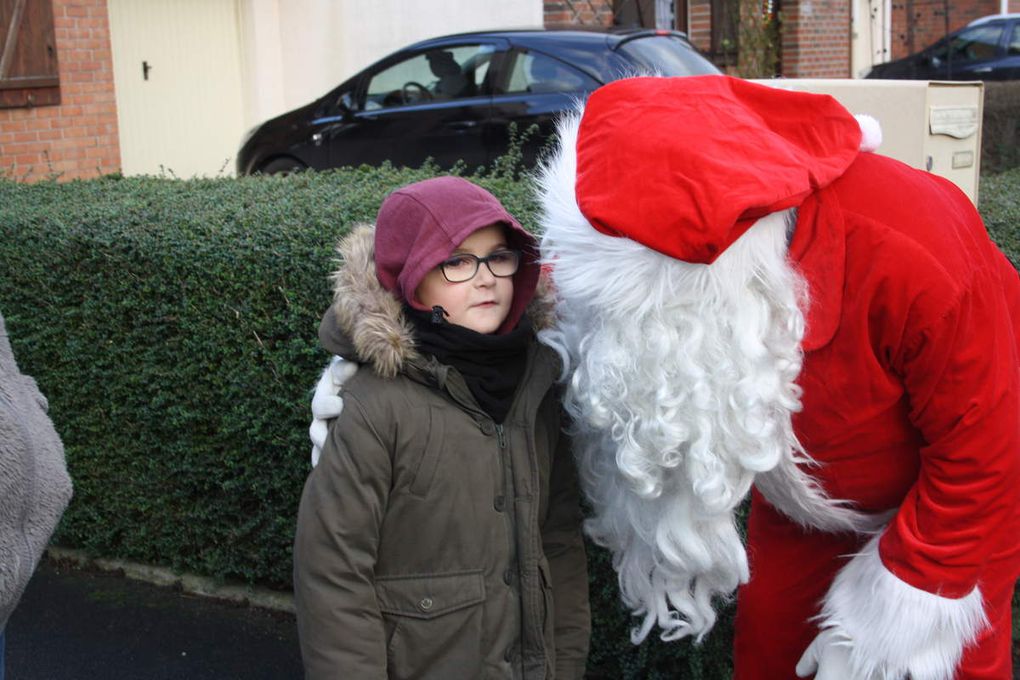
[430,305,449,324]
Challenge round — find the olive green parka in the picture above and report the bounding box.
[293,225,590,680]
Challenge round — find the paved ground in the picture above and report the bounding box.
[5,558,1017,679]
[6,559,303,680]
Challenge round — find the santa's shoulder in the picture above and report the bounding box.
[826,153,998,289]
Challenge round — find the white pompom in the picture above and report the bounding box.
[854,114,882,152]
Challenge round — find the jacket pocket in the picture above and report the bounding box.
[407,405,445,499]
[376,570,486,680]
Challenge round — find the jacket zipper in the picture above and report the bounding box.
[494,419,520,668]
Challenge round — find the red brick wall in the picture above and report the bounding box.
[0,0,120,181]
[544,0,614,28]
[781,0,851,77]
[891,0,1001,60]
[689,1,712,52]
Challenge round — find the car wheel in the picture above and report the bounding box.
[258,157,307,176]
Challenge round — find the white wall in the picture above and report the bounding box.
[238,0,543,129]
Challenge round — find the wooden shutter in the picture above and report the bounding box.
[0,0,60,108]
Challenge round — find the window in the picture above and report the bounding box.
[0,0,60,108]
[503,52,598,94]
[616,35,720,76]
[364,45,495,110]
[933,24,1003,63]
[1007,23,1020,56]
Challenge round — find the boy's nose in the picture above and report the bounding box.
[474,264,497,286]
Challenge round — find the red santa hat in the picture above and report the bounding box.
[574,76,864,264]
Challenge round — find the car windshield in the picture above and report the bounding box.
[616,35,719,76]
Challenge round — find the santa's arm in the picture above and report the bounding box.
[309,356,358,466]
[805,249,1020,680]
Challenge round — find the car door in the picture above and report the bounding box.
[486,49,602,168]
[322,40,507,170]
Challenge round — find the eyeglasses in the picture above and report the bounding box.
[438,249,521,283]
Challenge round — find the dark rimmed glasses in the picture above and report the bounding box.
[438,249,521,283]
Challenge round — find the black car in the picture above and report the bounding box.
[866,14,1020,80]
[236,29,719,175]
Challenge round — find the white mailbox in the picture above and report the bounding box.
[755,79,984,203]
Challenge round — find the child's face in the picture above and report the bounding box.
[416,225,514,334]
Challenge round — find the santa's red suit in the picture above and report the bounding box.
[537,76,1020,680]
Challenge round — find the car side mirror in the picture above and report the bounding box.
[335,92,355,118]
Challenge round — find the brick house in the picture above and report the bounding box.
[1,0,118,181]
[545,0,1020,76]
[3,0,1016,181]
[2,0,546,181]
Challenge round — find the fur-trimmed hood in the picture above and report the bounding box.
[319,224,556,379]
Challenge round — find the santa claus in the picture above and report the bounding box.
[534,75,1020,679]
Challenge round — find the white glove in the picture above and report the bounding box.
[796,626,879,680]
[309,355,358,466]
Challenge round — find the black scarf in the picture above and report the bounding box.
[405,305,531,424]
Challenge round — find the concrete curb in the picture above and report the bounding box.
[45,546,296,615]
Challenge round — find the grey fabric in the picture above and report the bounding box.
[0,312,73,632]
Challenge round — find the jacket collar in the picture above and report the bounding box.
[789,184,846,352]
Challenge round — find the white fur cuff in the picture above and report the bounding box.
[818,534,987,680]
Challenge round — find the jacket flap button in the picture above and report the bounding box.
[494,495,505,511]
[480,421,495,435]
[503,569,513,585]
[418,597,434,611]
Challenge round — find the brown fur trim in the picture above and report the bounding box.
[329,225,419,378]
[527,268,557,332]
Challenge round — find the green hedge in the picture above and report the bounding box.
[983,82,1020,175]
[979,167,1020,267]
[1,166,1017,678]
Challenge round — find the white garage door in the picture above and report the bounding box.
[108,0,246,177]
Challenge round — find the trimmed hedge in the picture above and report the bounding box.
[983,82,1020,175]
[979,167,1020,267]
[0,167,438,584]
[1,166,1017,678]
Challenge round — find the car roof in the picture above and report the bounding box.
[967,13,1020,26]
[404,28,692,51]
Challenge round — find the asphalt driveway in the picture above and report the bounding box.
[5,559,302,680]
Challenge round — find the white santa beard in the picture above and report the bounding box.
[541,206,816,640]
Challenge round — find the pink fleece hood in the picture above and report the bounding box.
[374,176,540,334]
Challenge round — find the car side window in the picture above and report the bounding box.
[503,51,598,94]
[364,45,495,110]
[1008,24,1020,56]
[933,24,1003,62]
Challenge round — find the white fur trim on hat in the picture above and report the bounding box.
[855,114,882,153]
[817,534,987,680]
